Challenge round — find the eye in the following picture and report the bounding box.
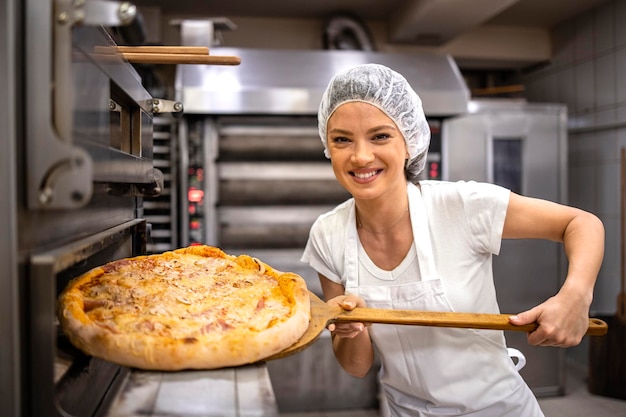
[372,133,391,141]
[330,136,350,144]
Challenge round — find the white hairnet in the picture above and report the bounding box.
[318,63,431,180]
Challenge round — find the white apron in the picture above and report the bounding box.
[342,186,544,417]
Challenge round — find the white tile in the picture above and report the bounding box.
[616,48,626,104]
[595,107,618,128]
[619,124,626,148]
[596,129,622,163]
[568,131,599,164]
[594,1,615,54]
[552,22,576,66]
[568,162,596,210]
[568,111,596,131]
[618,103,626,125]
[595,158,619,215]
[574,14,595,61]
[595,52,616,109]
[594,217,620,313]
[575,60,595,113]
[616,0,626,48]
[557,67,576,111]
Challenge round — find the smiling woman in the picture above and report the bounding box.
[300,63,605,417]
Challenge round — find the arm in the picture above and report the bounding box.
[319,274,375,377]
[503,192,605,346]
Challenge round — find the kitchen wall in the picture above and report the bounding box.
[522,0,626,365]
[523,0,626,316]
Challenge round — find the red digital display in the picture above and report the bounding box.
[188,188,204,203]
[429,162,440,179]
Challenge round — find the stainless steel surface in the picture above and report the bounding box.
[219,206,336,225]
[218,206,336,249]
[181,116,351,278]
[81,0,138,26]
[106,364,279,417]
[0,1,20,415]
[176,47,469,116]
[443,99,568,396]
[220,162,336,180]
[267,332,381,412]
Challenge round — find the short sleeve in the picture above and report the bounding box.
[300,200,354,285]
[458,181,510,255]
[300,217,343,284]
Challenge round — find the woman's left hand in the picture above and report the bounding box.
[508,286,592,347]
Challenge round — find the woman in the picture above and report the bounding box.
[301,64,605,416]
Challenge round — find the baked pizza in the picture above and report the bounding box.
[57,245,311,370]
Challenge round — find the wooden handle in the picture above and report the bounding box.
[91,45,239,65]
[121,53,241,65]
[94,46,211,55]
[335,308,609,336]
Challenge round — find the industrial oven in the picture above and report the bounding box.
[0,1,190,416]
[175,32,568,411]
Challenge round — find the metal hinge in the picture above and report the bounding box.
[145,99,185,116]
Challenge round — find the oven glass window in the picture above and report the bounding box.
[493,137,522,195]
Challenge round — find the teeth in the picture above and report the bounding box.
[353,170,378,179]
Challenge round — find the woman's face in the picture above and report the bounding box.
[326,101,409,201]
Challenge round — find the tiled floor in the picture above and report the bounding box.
[537,361,626,417]
[280,360,626,417]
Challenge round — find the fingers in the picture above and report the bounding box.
[527,331,582,347]
[327,295,367,338]
[510,309,554,346]
[328,322,366,339]
[327,294,366,310]
[510,305,585,347]
[526,325,584,347]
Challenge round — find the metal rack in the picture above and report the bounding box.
[144,115,180,253]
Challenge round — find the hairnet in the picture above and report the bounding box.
[318,63,431,180]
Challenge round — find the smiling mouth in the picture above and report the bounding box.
[351,170,381,179]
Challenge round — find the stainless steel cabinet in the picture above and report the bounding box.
[443,99,568,396]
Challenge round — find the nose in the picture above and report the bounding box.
[351,140,375,165]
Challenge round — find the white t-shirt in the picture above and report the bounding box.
[301,180,511,315]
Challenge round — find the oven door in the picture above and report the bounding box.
[17,1,158,416]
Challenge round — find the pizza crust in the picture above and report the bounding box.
[57,246,311,370]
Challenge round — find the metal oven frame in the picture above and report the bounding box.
[0,1,178,416]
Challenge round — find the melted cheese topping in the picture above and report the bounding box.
[78,253,293,340]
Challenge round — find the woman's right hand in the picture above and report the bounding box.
[320,276,375,377]
[326,294,369,338]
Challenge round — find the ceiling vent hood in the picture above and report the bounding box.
[389,0,519,45]
[176,47,470,117]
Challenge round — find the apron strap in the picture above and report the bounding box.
[408,182,439,282]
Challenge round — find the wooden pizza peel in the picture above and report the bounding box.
[265,290,608,361]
